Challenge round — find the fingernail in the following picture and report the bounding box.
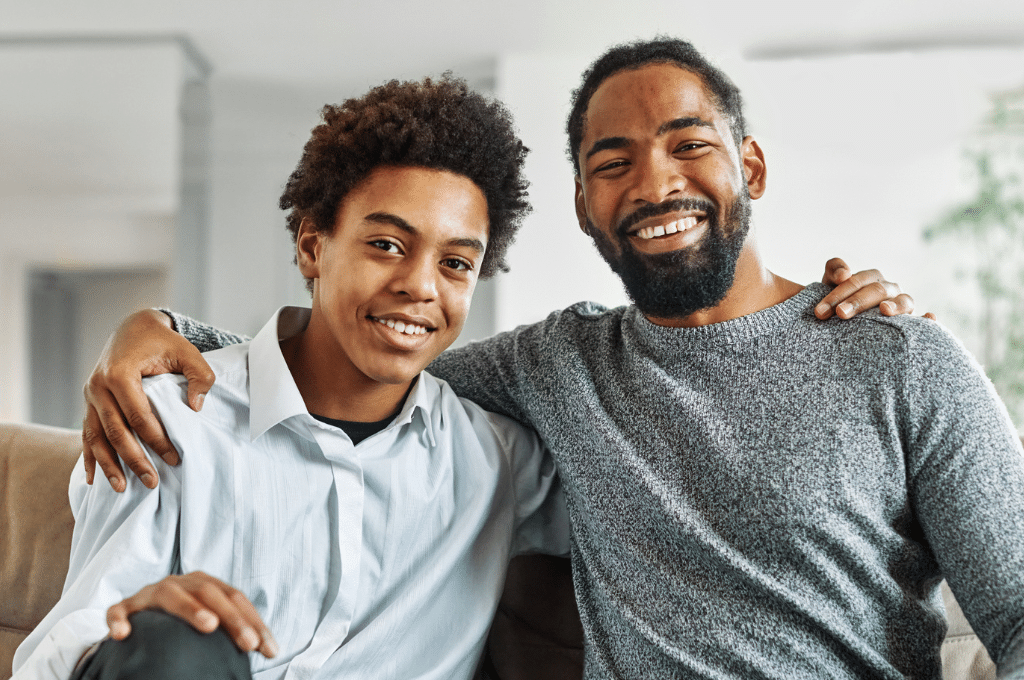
[240,627,260,651]
[194,393,205,410]
[880,301,894,314]
[196,610,218,630]
[261,633,279,658]
[140,473,155,488]
[111,621,130,639]
[109,476,124,492]
[814,302,830,316]
[837,302,853,317]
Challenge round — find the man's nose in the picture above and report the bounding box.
[628,156,686,205]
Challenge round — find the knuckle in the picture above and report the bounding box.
[866,281,887,297]
[124,410,151,432]
[104,426,131,448]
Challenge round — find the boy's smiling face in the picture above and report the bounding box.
[296,165,489,398]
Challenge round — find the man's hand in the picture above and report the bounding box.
[814,258,935,321]
[83,309,215,492]
[106,572,278,658]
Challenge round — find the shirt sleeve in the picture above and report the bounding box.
[11,444,183,680]
[158,308,249,353]
[900,321,1024,675]
[486,412,571,558]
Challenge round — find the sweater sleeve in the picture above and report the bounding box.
[427,316,554,427]
[899,320,1024,674]
[158,309,249,353]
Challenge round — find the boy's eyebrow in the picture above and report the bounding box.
[585,117,717,160]
[364,211,486,253]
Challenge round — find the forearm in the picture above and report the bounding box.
[158,309,249,353]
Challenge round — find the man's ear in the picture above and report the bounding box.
[741,136,767,200]
[574,177,590,235]
[296,216,322,278]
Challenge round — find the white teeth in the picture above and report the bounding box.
[635,216,701,240]
[376,318,428,335]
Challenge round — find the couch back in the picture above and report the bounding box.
[0,421,996,680]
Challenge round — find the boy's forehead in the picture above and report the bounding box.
[335,166,489,241]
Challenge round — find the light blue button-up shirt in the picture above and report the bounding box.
[14,307,570,680]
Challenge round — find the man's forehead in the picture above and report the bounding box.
[583,64,724,139]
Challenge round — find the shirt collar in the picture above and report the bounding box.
[247,306,436,445]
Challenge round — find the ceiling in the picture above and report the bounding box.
[3,0,1023,92]
[1,0,1021,222]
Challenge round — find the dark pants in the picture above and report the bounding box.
[70,610,252,680]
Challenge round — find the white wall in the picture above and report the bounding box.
[0,43,181,421]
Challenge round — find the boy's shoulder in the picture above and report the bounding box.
[141,341,252,416]
[421,371,544,456]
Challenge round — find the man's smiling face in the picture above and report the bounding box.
[574,62,765,322]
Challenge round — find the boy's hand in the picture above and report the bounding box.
[106,572,278,658]
[814,258,935,320]
[82,309,215,492]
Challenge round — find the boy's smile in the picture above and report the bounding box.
[285,165,489,421]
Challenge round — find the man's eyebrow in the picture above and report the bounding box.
[364,211,485,253]
[657,116,715,136]
[585,136,629,160]
[585,117,717,161]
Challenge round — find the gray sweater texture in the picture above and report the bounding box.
[170,283,1024,679]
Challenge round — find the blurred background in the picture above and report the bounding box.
[1,0,1022,429]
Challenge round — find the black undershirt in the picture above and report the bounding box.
[311,412,398,445]
[308,381,414,445]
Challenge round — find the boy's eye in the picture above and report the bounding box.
[370,240,401,254]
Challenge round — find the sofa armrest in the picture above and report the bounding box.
[0,422,81,680]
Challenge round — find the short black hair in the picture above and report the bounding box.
[566,37,747,175]
[280,74,530,289]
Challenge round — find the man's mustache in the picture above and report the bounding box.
[616,198,717,239]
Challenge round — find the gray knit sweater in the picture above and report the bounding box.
[169,283,1024,679]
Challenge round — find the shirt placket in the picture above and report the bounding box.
[284,427,365,680]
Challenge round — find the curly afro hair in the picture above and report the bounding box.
[566,37,747,175]
[280,74,531,289]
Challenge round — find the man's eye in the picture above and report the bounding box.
[370,240,400,254]
[595,160,627,173]
[676,142,706,153]
[442,258,472,272]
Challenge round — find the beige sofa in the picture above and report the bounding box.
[0,421,997,679]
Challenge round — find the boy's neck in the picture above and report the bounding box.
[278,329,413,423]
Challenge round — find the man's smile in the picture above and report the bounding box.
[621,209,711,254]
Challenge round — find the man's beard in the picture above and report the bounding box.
[587,194,752,319]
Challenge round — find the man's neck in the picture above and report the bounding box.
[644,245,803,328]
[279,326,412,423]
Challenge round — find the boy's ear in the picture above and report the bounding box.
[296,217,322,278]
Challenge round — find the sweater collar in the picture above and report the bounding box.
[625,282,828,355]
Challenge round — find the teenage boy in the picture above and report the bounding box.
[13,76,569,680]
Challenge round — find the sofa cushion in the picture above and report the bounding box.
[0,422,80,679]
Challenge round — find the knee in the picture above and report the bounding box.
[74,610,251,680]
